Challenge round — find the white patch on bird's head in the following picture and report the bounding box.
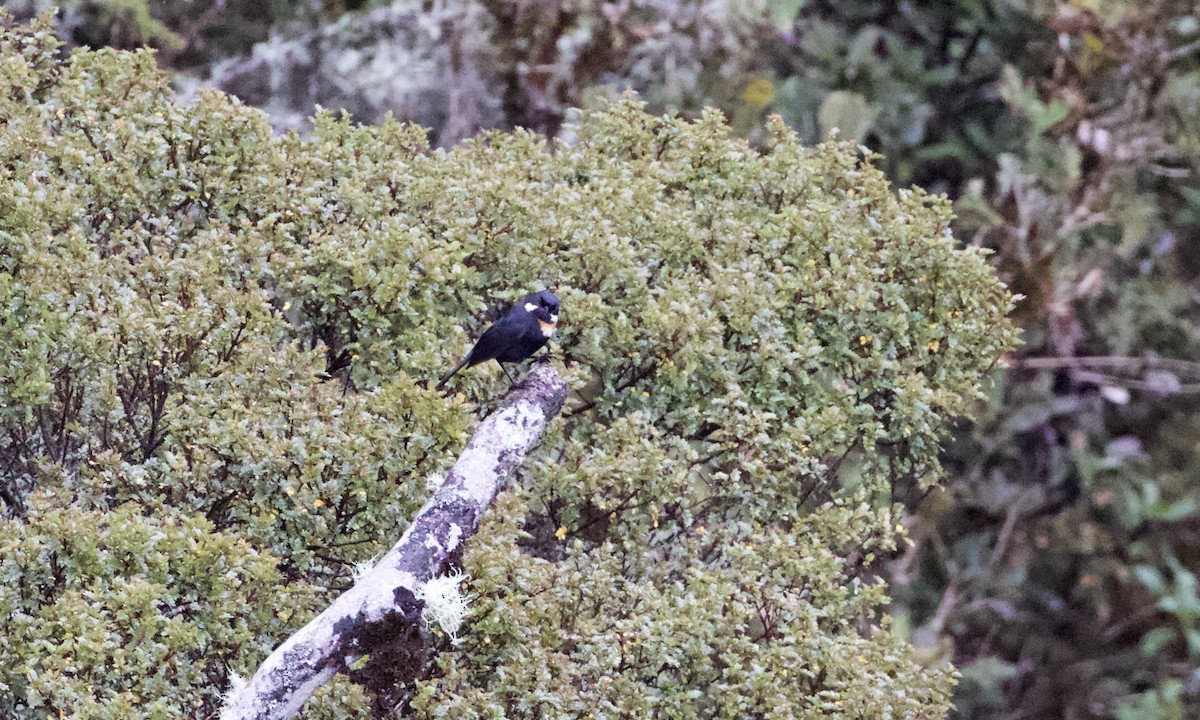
[548,313,558,324]
[524,302,538,312]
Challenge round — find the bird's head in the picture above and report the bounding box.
[522,290,560,326]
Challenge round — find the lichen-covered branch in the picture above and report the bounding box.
[221,364,567,720]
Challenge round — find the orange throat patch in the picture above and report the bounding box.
[538,319,557,339]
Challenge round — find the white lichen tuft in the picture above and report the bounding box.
[425,471,446,493]
[351,553,381,583]
[416,569,471,641]
[218,671,247,720]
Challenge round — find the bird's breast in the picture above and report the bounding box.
[538,319,556,338]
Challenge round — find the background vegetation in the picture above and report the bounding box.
[3,0,1199,717]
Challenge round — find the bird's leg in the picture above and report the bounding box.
[498,362,517,387]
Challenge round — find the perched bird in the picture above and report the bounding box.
[436,290,560,390]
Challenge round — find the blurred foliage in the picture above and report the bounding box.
[7,0,277,69]
[836,2,1200,719]
[0,12,1017,717]
[763,0,1051,195]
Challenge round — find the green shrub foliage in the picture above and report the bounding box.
[0,502,320,718]
[0,13,1015,718]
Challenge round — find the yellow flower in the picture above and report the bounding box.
[555,526,568,540]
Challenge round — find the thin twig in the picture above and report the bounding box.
[1013,355,1200,377]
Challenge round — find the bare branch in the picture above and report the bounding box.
[221,363,567,720]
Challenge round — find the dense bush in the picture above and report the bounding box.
[0,12,1015,717]
[0,503,319,718]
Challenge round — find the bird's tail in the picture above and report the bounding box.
[436,356,472,391]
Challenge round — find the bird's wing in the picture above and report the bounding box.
[464,313,515,366]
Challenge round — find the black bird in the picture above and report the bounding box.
[436,290,560,390]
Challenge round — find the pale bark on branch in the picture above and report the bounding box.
[222,363,567,720]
